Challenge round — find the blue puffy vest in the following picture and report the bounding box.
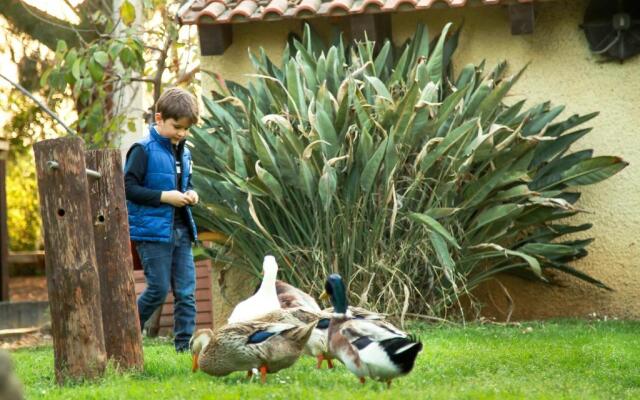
[127,126,198,243]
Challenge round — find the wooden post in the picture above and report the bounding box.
[0,139,9,301]
[33,137,106,383]
[86,149,143,370]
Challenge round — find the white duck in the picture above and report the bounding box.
[227,255,281,323]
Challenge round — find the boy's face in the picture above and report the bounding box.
[155,113,192,144]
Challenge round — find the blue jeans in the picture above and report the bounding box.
[135,227,196,351]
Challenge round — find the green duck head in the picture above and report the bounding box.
[322,274,348,314]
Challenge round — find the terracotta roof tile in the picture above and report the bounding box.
[178,0,541,26]
[262,0,289,18]
[201,2,227,19]
[325,0,355,15]
[295,0,323,17]
[229,0,258,19]
[191,0,210,11]
[382,0,418,12]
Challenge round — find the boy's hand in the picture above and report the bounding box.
[160,190,191,207]
[185,190,199,205]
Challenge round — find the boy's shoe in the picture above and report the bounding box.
[175,343,190,353]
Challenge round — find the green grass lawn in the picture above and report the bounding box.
[10,319,640,399]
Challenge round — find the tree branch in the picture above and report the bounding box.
[0,0,97,50]
[175,66,200,85]
[148,32,173,121]
[130,77,156,83]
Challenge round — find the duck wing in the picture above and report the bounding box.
[339,319,422,376]
[276,280,321,311]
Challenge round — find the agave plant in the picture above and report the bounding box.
[189,23,627,318]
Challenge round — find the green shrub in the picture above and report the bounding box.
[7,152,42,252]
[189,24,627,318]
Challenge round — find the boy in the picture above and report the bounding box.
[124,87,199,352]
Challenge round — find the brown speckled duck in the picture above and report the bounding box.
[275,280,321,311]
[190,309,317,383]
[273,280,334,368]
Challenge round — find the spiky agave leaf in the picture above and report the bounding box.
[190,23,626,318]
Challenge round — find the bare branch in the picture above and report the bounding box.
[18,1,94,33]
[62,0,80,17]
[175,66,200,85]
[149,32,173,121]
[130,77,156,83]
[0,72,75,136]
[145,45,164,52]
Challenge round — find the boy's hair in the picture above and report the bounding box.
[155,87,199,125]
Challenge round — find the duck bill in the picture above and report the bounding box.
[192,353,199,372]
[319,291,329,301]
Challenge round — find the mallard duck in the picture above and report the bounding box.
[321,274,423,387]
[270,280,335,368]
[323,306,386,321]
[273,281,388,369]
[227,255,281,323]
[275,280,321,311]
[306,305,389,369]
[0,350,23,400]
[190,310,317,383]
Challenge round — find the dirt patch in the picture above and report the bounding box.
[2,277,50,349]
[9,276,48,302]
[0,330,52,350]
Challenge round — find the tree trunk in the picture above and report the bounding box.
[113,0,147,162]
[86,149,143,370]
[33,137,106,384]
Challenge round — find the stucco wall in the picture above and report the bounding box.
[199,0,640,320]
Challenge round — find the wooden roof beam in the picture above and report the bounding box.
[198,24,233,56]
[509,3,535,35]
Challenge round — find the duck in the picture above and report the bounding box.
[275,280,321,312]
[307,305,389,369]
[323,306,387,321]
[190,309,317,383]
[227,255,281,324]
[273,280,388,369]
[321,273,423,388]
[0,350,23,400]
[271,280,334,368]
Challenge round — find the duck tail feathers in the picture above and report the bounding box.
[380,335,422,374]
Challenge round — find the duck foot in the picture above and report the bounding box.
[387,380,392,389]
[259,365,268,384]
[316,355,335,369]
[246,370,253,379]
[359,377,366,385]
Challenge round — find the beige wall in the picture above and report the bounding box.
[200,0,640,320]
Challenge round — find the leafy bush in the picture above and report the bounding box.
[189,24,627,318]
[7,152,42,252]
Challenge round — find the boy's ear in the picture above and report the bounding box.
[154,113,163,124]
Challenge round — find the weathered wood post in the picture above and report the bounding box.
[33,137,107,383]
[86,149,144,370]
